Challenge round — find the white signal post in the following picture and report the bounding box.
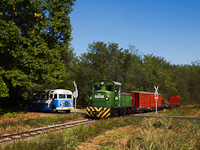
[154,86,159,114]
[73,81,78,114]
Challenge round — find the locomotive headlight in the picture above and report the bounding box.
[90,97,92,100]
[106,97,109,101]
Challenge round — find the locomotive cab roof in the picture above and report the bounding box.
[92,80,121,86]
[92,81,122,93]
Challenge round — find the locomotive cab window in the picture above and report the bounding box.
[115,86,121,93]
[94,85,103,91]
[105,85,113,91]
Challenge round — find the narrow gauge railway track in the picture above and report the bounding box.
[0,119,96,143]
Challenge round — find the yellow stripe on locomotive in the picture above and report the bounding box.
[87,106,110,118]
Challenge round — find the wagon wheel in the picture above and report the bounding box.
[120,108,125,116]
[65,110,70,113]
[127,108,131,115]
[111,109,118,117]
[115,109,119,117]
[33,105,37,112]
[51,105,58,113]
[123,108,126,116]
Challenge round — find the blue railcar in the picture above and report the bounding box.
[27,89,74,113]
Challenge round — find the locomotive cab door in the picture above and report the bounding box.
[115,85,121,107]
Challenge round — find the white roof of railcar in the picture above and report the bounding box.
[46,89,72,94]
[113,81,121,86]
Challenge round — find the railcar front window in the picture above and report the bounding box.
[67,95,72,99]
[35,94,40,99]
[32,94,36,99]
[59,94,66,99]
[42,93,46,99]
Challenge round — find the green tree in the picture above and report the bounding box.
[170,64,190,104]
[0,0,76,106]
[188,61,200,104]
[77,42,125,105]
[144,55,177,93]
[120,45,143,91]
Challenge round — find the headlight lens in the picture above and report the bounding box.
[106,97,109,100]
[90,97,92,100]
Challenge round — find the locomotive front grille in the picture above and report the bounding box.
[87,106,110,118]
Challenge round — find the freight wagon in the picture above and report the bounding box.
[126,91,161,112]
[170,95,180,106]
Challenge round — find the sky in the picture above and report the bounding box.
[70,0,200,65]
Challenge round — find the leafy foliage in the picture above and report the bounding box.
[0,0,76,105]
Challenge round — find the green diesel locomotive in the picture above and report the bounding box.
[87,81,136,118]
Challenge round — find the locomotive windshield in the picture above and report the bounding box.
[92,81,121,93]
[94,84,114,92]
[94,85,103,91]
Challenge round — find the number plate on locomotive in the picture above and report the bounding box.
[95,94,104,98]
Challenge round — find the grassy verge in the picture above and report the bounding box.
[0,117,136,150]
[143,106,200,117]
[1,117,199,150]
[0,113,84,135]
[0,109,28,119]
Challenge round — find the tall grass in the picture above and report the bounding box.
[126,118,200,150]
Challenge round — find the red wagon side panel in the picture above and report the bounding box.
[149,94,155,107]
[126,91,161,109]
[170,95,180,105]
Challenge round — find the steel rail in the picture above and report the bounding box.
[0,119,96,143]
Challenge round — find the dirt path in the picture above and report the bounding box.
[76,126,138,150]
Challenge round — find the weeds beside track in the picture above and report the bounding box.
[0,119,96,143]
[0,117,199,150]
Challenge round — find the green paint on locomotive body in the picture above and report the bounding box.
[90,81,132,108]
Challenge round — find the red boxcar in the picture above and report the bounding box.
[126,91,161,111]
[170,95,180,105]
